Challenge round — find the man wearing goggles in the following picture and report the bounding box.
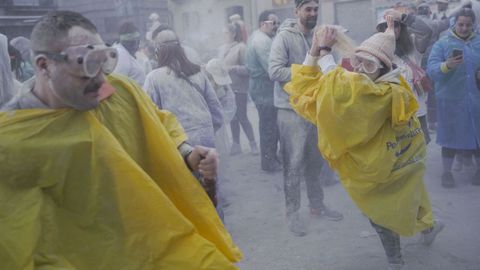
[0,11,240,269]
[29,33,116,111]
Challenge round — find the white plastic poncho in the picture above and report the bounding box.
[0,34,15,107]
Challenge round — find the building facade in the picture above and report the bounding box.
[167,0,456,48]
[57,0,170,43]
[0,0,57,39]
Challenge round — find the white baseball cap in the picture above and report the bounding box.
[205,58,232,86]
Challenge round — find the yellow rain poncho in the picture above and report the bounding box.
[285,65,433,236]
[0,75,242,269]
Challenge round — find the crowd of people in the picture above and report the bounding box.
[0,0,479,269]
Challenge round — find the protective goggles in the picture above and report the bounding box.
[36,44,118,78]
[350,55,383,74]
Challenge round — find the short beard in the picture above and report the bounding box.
[302,17,317,30]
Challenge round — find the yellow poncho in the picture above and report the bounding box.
[285,65,433,236]
[0,75,242,269]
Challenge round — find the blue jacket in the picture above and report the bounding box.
[427,30,480,149]
[246,30,275,106]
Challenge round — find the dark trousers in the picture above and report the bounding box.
[427,92,437,124]
[231,92,255,144]
[418,115,431,145]
[442,147,480,159]
[255,103,279,170]
[370,220,403,264]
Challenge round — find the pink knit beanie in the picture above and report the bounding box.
[355,30,396,70]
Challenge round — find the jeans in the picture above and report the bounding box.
[277,109,325,215]
[255,103,279,169]
[370,220,403,264]
[231,92,255,144]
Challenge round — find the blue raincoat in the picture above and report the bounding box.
[427,30,480,149]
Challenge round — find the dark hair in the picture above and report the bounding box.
[395,24,414,57]
[417,5,431,16]
[455,8,476,23]
[152,24,173,41]
[31,10,97,52]
[378,62,390,78]
[258,10,274,26]
[226,22,243,43]
[295,0,319,8]
[377,22,413,57]
[119,21,139,35]
[156,33,200,77]
[8,45,24,79]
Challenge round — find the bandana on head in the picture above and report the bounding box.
[156,40,180,47]
[119,32,141,41]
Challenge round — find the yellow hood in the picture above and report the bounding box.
[285,65,433,236]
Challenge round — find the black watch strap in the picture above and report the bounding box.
[318,46,332,52]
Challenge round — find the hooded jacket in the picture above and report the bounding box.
[427,30,480,149]
[269,18,314,109]
[285,63,433,236]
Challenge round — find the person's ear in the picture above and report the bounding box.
[35,55,49,77]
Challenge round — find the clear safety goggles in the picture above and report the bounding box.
[350,55,383,74]
[36,44,118,78]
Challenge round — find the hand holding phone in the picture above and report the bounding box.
[451,49,463,58]
[446,49,464,69]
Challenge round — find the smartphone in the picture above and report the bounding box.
[452,49,463,58]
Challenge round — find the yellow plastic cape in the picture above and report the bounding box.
[285,65,433,236]
[0,75,242,269]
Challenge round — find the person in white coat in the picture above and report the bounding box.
[113,22,146,85]
[0,33,15,107]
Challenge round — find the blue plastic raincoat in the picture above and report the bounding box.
[427,30,480,149]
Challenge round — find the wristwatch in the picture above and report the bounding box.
[318,46,332,52]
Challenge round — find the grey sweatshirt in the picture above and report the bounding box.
[268,18,313,109]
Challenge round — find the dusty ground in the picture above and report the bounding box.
[221,103,480,270]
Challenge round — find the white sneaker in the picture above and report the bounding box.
[422,220,445,246]
[249,141,259,155]
[230,142,242,156]
[387,262,404,270]
[287,212,307,237]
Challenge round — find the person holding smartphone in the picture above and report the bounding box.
[427,8,480,188]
